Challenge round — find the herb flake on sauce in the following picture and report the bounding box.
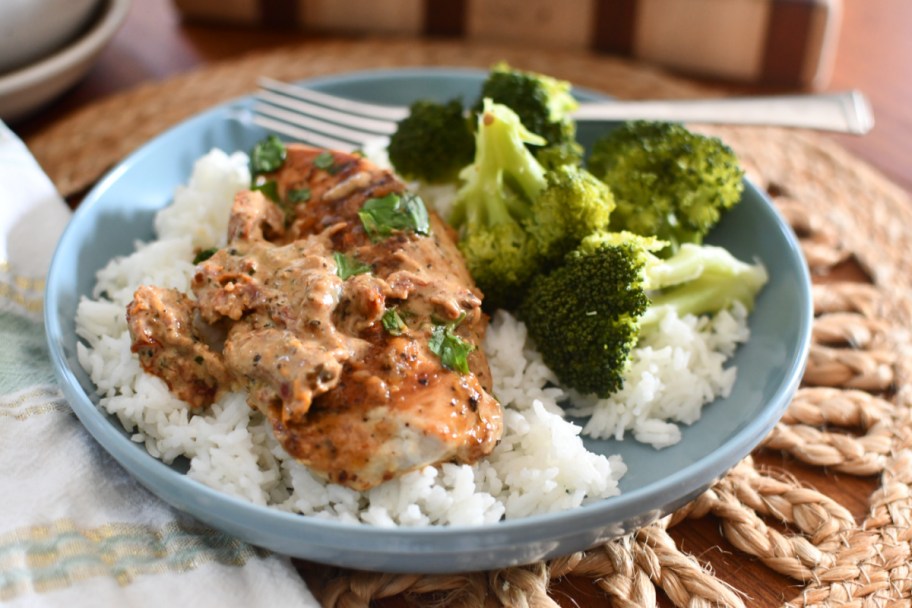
[381,308,407,336]
[333,251,372,280]
[250,135,287,174]
[358,193,430,242]
[193,247,219,264]
[428,314,474,374]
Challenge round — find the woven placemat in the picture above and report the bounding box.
[27,38,912,607]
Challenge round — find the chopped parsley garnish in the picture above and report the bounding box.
[332,251,372,280]
[428,313,474,375]
[251,177,279,202]
[381,308,407,336]
[358,192,430,242]
[288,187,312,204]
[250,135,286,174]
[314,151,338,173]
[193,247,219,264]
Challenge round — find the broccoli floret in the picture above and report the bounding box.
[588,121,744,253]
[527,164,615,265]
[450,100,614,309]
[387,99,475,183]
[520,233,654,396]
[534,141,585,169]
[449,99,548,309]
[474,62,583,167]
[458,221,538,309]
[520,231,766,397]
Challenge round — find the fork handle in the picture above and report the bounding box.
[572,90,874,134]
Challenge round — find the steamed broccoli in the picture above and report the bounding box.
[520,231,767,397]
[643,241,769,325]
[449,99,547,308]
[387,99,475,183]
[588,121,744,254]
[449,99,614,309]
[526,164,615,265]
[520,233,655,396]
[474,62,583,167]
[534,141,585,170]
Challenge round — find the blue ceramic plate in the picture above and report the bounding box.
[45,68,812,573]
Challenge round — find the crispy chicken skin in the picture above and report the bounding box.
[127,145,502,490]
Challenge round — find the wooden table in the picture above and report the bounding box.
[13,1,911,606]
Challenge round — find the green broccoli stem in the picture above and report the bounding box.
[451,100,548,231]
[479,107,547,199]
[641,243,768,333]
[643,243,717,290]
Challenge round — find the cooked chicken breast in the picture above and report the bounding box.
[127,144,502,490]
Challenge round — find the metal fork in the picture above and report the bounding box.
[251,76,875,152]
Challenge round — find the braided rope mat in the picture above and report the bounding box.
[27,39,912,607]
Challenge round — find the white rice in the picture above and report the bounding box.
[74,148,750,526]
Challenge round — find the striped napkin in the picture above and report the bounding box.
[0,121,319,607]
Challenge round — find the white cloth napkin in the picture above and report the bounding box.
[0,121,320,607]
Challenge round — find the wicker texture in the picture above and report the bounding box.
[27,38,912,607]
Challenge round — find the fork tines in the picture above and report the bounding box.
[254,77,408,152]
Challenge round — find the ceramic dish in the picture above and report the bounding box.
[45,68,813,573]
[0,0,132,122]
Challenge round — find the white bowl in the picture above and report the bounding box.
[0,0,102,74]
[0,0,132,122]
